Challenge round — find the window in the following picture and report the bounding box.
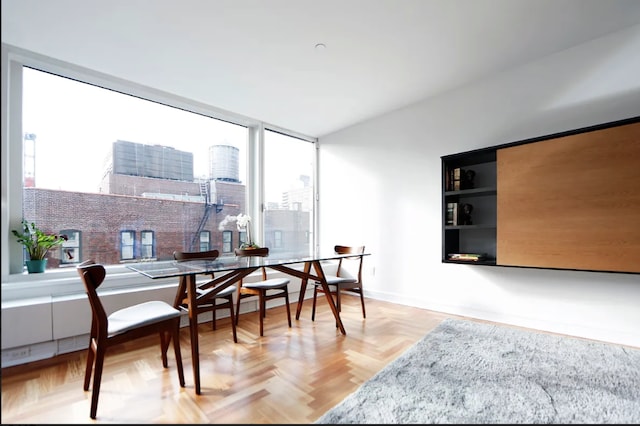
[199,231,210,252]
[274,230,283,248]
[222,231,232,253]
[264,130,315,256]
[121,231,135,260]
[19,67,248,267]
[4,53,317,282]
[60,229,81,264]
[141,230,155,259]
[239,231,247,247]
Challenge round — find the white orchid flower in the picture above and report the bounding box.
[236,213,251,229]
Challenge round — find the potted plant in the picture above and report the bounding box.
[12,219,67,273]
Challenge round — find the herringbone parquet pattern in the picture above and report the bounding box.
[1,296,462,423]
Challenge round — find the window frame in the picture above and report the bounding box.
[120,230,136,261]
[1,44,318,299]
[199,231,210,252]
[273,230,283,248]
[60,229,81,265]
[222,230,233,253]
[141,230,155,260]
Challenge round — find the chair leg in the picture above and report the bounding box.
[235,293,242,326]
[84,339,96,391]
[336,287,342,312]
[228,296,238,343]
[284,288,292,328]
[89,346,106,419]
[311,285,318,321]
[358,288,366,318]
[258,292,266,336]
[212,306,217,330]
[159,331,169,368]
[172,321,185,387]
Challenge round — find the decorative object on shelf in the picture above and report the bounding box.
[461,169,476,189]
[459,203,474,225]
[218,213,260,249]
[447,167,476,190]
[448,253,486,261]
[11,219,68,273]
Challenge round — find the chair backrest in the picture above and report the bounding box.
[235,247,269,279]
[77,260,109,334]
[334,245,365,282]
[173,249,219,261]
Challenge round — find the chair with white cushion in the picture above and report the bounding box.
[234,247,292,337]
[77,260,185,419]
[312,245,366,321]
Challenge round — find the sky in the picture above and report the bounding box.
[22,68,313,203]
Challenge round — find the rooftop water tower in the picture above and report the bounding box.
[209,144,239,182]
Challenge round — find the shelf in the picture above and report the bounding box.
[443,259,496,266]
[445,224,496,230]
[444,186,496,197]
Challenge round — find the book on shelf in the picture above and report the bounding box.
[447,253,487,261]
[453,167,462,190]
[446,202,458,225]
[445,167,451,192]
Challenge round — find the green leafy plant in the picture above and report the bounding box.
[12,219,67,260]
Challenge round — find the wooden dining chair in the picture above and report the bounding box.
[173,249,238,343]
[312,245,366,321]
[234,247,292,337]
[76,260,185,419]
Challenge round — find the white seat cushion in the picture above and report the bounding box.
[243,278,290,290]
[108,300,181,337]
[197,284,236,298]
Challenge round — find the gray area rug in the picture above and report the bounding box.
[316,318,640,424]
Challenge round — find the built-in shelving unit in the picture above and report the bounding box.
[441,116,640,274]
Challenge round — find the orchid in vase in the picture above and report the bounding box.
[218,213,260,249]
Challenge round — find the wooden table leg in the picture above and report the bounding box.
[312,260,346,335]
[295,261,312,320]
[185,274,201,394]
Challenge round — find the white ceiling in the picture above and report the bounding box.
[3,0,640,138]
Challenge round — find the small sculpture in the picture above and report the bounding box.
[461,169,476,189]
[460,203,473,225]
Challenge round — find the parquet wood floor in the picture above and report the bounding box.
[1,296,465,424]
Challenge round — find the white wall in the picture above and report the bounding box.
[318,24,640,347]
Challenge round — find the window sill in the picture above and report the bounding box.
[2,264,175,302]
[2,261,311,303]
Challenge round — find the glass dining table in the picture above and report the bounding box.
[127,250,370,394]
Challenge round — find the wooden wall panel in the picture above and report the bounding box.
[497,121,640,273]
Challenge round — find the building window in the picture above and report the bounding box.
[239,231,247,247]
[121,231,135,260]
[274,230,283,248]
[222,231,232,253]
[60,229,81,264]
[199,231,210,251]
[141,230,155,259]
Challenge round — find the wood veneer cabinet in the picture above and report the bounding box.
[442,116,640,274]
